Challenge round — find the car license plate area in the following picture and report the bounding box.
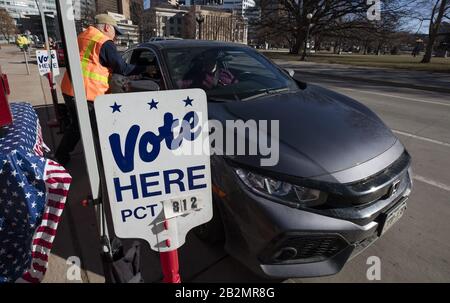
[379,200,407,236]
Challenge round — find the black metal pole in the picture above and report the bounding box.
[301,21,310,61]
[196,15,204,40]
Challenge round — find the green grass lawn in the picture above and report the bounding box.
[262,51,450,73]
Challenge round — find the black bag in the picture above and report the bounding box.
[102,237,144,283]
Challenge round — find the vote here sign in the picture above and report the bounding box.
[94,89,212,252]
[35,50,60,76]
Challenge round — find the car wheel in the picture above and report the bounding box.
[193,199,224,244]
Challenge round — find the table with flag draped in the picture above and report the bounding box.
[0,102,72,283]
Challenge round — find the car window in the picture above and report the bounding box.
[125,48,166,90]
[164,47,298,101]
[225,50,279,81]
[130,49,156,66]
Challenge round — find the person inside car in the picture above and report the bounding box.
[178,50,238,90]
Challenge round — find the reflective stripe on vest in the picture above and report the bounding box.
[60,26,111,101]
[81,32,109,85]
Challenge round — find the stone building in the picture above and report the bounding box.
[107,11,139,46]
[142,4,247,43]
[96,0,131,19]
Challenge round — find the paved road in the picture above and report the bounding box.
[273,59,450,93]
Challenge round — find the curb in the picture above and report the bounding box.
[294,70,450,94]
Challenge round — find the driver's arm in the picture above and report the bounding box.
[218,69,238,86]
[99,41,147,76]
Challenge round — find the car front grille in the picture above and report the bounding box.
[327,151,411,207]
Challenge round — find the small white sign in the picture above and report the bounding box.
[94,89,212,252]
[36,50,60,76]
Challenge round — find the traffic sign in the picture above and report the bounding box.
[94,89,213,252]
[36,50,60,76]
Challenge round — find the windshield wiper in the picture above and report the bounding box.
[208,92,241,103]
[242,87,290,101]
[207,97,231,103]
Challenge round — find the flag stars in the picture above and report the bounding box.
[110,102,122,113]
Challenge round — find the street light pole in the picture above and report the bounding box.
[196,13,205,40]
[300,13,313,61]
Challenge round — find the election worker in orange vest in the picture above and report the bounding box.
[56,14,153,165]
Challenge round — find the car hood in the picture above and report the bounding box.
[208,84,399,181]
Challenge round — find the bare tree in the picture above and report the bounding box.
[420,0,450,63]
[253,0,370,54]
[252,0,419,55]
[0,9,17,42]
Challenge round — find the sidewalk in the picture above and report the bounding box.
[273,59,450,93]
[0,45,65,107]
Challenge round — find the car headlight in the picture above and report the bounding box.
[234,168,326,208]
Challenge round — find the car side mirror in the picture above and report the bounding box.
[284,68,295,78]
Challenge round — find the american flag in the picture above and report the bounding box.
[0,102,72,283]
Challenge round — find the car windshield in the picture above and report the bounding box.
[163,47,299,101]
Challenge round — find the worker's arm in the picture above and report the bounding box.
[99,41,147,76]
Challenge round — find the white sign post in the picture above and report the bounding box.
[94,89,212,281]
[36,50,60,76]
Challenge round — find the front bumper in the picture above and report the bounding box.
[216,159,413,279]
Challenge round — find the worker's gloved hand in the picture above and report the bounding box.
[127,75,142,81]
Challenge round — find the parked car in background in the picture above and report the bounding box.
[117,40,413,279]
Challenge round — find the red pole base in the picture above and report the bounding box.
[159,250,181,283]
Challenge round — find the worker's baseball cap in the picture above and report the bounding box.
[94,14,124,36]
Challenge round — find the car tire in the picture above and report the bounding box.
[193,199,225,244]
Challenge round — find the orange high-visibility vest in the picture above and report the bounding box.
[61,26,112,101]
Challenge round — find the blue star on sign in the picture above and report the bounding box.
[183,96,193,107]
[110,102,122,113]
[148,99,158,110]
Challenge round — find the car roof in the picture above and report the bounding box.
[138,39,250,50]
